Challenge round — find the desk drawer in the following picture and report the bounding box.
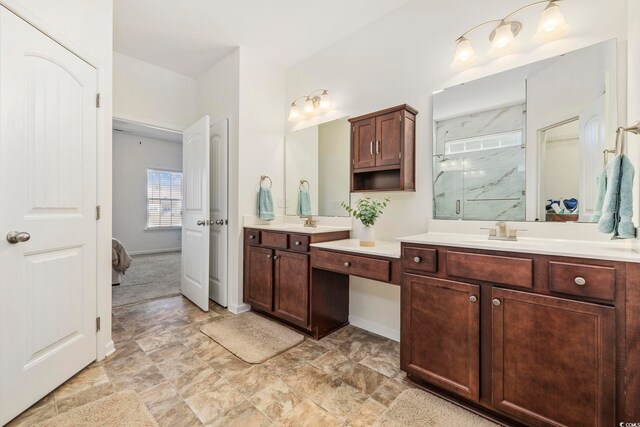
[261,231,288,249]
[289,234,310,252]
[403,246,437,274]
[446,251,533,289]
[548,261,615,301]
[314,250,391,282]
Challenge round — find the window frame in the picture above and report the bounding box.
[145,167,183,231]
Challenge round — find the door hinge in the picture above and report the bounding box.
[96,205,101,220]
[96,317,101,332]
[96,93,101,108]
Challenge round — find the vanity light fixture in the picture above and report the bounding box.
[452,0,570,69]
[288,89,333,122]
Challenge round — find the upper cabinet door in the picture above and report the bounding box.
[352,117,376,170]
[491,288,615,427]
[375,111,402,167]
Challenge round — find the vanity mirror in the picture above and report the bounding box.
[433,39,618,222]
[285,117,351,217]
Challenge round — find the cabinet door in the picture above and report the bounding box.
[401,275,480,401]
[352,117,376,169]
[273,250,309,327]
[491,288,615,427]
[375,110,402,167]
[245,246,273,312]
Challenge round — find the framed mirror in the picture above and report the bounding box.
[432,39,618,223]
[285,117,351,217]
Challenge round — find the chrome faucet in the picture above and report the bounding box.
[302,215,317,228]
[481,221,526,241]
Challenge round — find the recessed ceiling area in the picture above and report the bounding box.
[114,0,413,77]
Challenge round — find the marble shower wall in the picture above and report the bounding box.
[433,104,526,221]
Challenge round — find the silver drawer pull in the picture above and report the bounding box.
[249,235,255,239]
[413,256,421,263]
[469,295,478,303]
[574,277,586,286]
[295,241,301,246]
[492,298,501,306]
[343,262,351,267]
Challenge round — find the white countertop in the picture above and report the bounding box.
[398,232,640,263]
[245,224,352,235]
[311,239,401,259]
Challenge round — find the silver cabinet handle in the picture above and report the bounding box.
[574,277,586,286]
[469,295,478,303]
[492,298,501,306]
[370,141,374,155]
[413,256,421,263]
[295,241,301,246]
[249,235,255,239]
[455,200,461,215]
[197,220,206,226]
[343,262,351,267]
[6,231,30,244]
[273,255,278,260]
[376,140,380,154]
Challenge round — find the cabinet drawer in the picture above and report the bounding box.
[403,247,437,274]
[314,250,391,282]
[289,234,310,252]
[548,261,615,301]
[246,229,260,245]
[261,231,288,249]
[446,251,533,289]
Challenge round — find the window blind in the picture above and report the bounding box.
[147,169,182,228]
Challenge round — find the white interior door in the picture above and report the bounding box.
[0,7,98,424]
[579,94,606,221]
[182,116,210,311]
[209,119,229,306]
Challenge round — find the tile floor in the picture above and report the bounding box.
[8,295,415,426]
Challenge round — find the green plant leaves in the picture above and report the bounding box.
[340,197,390,227]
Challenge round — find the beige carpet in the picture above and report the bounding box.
[35,390,157,427]
[200,311,305,363]
[375,389,499,427]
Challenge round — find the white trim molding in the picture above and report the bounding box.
[228,303,251,315]
[128,248,181,256]
[349,315,400,342]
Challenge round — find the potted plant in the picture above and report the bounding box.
[341,197,390,247]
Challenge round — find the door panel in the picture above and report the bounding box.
[353,118,376,169]
[376,111,402,167]
[208,119,229,307]
[181,115,210,311]
[401,275,480,401]
[246,246,273,312]
[492,288,615,427]
[274,250,309,327]
[0,7,97,424]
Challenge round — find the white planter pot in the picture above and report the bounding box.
[360,225,375,247]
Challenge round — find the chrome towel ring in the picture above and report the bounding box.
[260,175,272,189]
[299,179,310,191]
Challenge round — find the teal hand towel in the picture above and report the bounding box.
[598,154,636,239]
[257,187,274,221]
[591,169,607,223]
[598,155,622,234]
[296,190,312,216]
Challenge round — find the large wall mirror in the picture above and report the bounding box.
[285,117,351,217]
[433,39,618,222]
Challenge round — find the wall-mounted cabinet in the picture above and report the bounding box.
[349,104,417,192]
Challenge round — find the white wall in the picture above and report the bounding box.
[114,52,197,130]
[6,0,115,358]
[112,132,182,254]
[283,0,628,340]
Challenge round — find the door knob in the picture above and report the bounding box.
[214,219,225,226]
[343,262,351,267]
[492,298,501,306]
[197,220,206,226]
[6,231,30,244]
[574,277,586,286]
[469,295,478,303]
[413,256,421,263]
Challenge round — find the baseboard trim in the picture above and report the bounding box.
[104,339,116,359]
[228,303,251,315]
[128,248,181,256]
[349,315,400,342]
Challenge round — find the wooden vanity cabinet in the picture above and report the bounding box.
[349,104,417,192]
[401,243,635,426]
[243,228,350,338]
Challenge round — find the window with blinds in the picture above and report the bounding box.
[147,169,182,228]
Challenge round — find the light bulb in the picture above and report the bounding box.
[288,103,301,122]
[451,37,478,70]
[489,21,516,57]
[319,91,332,110]
[533,1,569,42]
[303,97,315,114]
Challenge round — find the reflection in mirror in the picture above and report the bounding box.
[432,39,617,223]
[285,117,351,217]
